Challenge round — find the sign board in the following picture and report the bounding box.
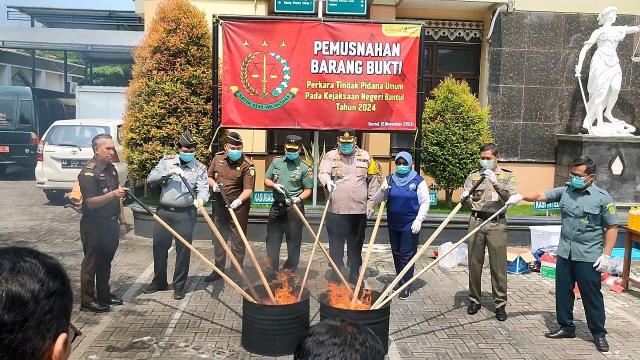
[533,201,560,211]
[429,191,438,206]
[274,0,316,14]
[325,0,367,16]
[221,20,420,130]
[252,191,275,205]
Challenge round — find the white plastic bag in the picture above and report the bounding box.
[437,242,459,271]
[456,243,469,266]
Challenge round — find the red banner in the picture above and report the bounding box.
[221,20,420,131]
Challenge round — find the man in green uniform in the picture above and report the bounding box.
[462,143,516,321]
[264,135,313,275]
[507,156,618,352]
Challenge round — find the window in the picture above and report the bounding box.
[390,132,414,155]
[0,98,16,127]
[436,47,478,75]
[45,125,110,148]
[18,100,32,126]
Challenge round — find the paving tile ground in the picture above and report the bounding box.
[2,167,640,359]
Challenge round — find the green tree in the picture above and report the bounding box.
[122,0,213,181]
[420,77,493,206]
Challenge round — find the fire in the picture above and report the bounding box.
[327,282,372,310]
[272,271,300,305]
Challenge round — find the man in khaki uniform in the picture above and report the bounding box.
[206,132,256,282]
[462,143,516,321]
[319,129,380,283]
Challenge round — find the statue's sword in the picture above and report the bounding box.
[576,74,594,134]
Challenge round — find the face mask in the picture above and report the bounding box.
[227,149,242,161]
[179,152,195,163]
[480,159,495,170]
[569,175,588,189]
[285,151,299,161]
[339,143,354,155]
[396,164,411,175]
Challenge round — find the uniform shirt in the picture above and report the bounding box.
[265,156,313,202]
[318,147,380,214]
[147,155,209,207]
[386,175,429,232]
[463,168,516,213]
[78,159,121,217]
[544,183,618,262]
[208,152,256,203]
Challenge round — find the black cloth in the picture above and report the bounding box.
[326,213,366,275]
[265,202,304,272]
[151,206,197,292]
[556,256,607,337]
[80,216,119,304]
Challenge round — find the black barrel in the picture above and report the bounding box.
[318,290,391,354]
[241,286,310,356]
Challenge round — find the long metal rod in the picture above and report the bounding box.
[351,201,385,308]
[372,204,509,309]
[297,197,331,301]
[217,14,422,25]
[413,25,425,172]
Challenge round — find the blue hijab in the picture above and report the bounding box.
[392,151,418,187]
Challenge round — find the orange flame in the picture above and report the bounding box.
[272,270,300,305]
[327,283,372,310]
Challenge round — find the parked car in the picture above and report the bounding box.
[0,85,75,174]
[35,119,127,204]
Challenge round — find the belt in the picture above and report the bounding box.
[160,205,192,212]
[471,210,505,221]
[83,215,118,222]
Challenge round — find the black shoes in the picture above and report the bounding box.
[495,306,507,321]
[544,328,576,339]
[143,283,168,294]
[399,287,412,300]
[467,302,481,315]
[205,271,223,283]
[173,291,185,300]
[107,294,123,305]
[594,336,609,352]
[80,301,110,313]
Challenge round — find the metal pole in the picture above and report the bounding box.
[30,16,36,87]
[89,63,93,85]
[211,17,221,215]
[312,0,323,207]
[413,25,426,172]
[63,51,69,93]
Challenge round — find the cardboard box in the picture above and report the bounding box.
[506,247,537,274]
[529,225,561,251]
[540,252,557,279]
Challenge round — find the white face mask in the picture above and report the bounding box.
[480,159,495,170]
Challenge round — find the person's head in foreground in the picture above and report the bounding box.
[294,319,385,360]
[0,246,75,360]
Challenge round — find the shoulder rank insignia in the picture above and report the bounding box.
[249,166,255,177]
[86,162,95,170]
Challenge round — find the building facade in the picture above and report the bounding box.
[134,0,640,196]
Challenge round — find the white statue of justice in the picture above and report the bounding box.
[575,6,640,136]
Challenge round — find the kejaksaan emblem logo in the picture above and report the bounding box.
[230,44,298,111]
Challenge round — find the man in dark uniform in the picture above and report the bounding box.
[78,133,127,312]
[264,135,313,275]
[144,130,209,300]
[206,132,256,282]
[508,156,618,352]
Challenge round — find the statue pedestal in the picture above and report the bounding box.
[555,135,640,204]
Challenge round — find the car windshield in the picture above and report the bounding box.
[0,98,16,127]
[45,125,110,148]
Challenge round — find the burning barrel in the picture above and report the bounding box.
[318,289,391,354]
[241,284,310,356]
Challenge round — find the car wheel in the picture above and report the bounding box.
[45,190,67,205]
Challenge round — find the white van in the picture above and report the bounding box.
[35,119,127,204]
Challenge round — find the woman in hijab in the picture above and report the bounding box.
[374,151,430,299]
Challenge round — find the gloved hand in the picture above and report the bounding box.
[169,167,184,177]
[593,254,611,272]
[411,219,422,234]
[285,196,301,206]
[273,183,287,194]
[193,198,204,208]
[230,198,242,209]
[366,208,376,219]
[326,180,336,193]
[460,190,470,202]
[506,193,523,206]
[211,182,220,193]
[483,169,498,185]
[379,179,389,192]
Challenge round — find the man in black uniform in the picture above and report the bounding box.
[78,133,127,312]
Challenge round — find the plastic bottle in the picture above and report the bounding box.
[630,207,639,231]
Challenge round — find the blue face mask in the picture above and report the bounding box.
[396,164,411,175]
[480,159,495,170]
[179,151,195,163]
[339,143,354,155]
[569,175,588,189]
[285,151,299,161]
[227,149,243,161]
